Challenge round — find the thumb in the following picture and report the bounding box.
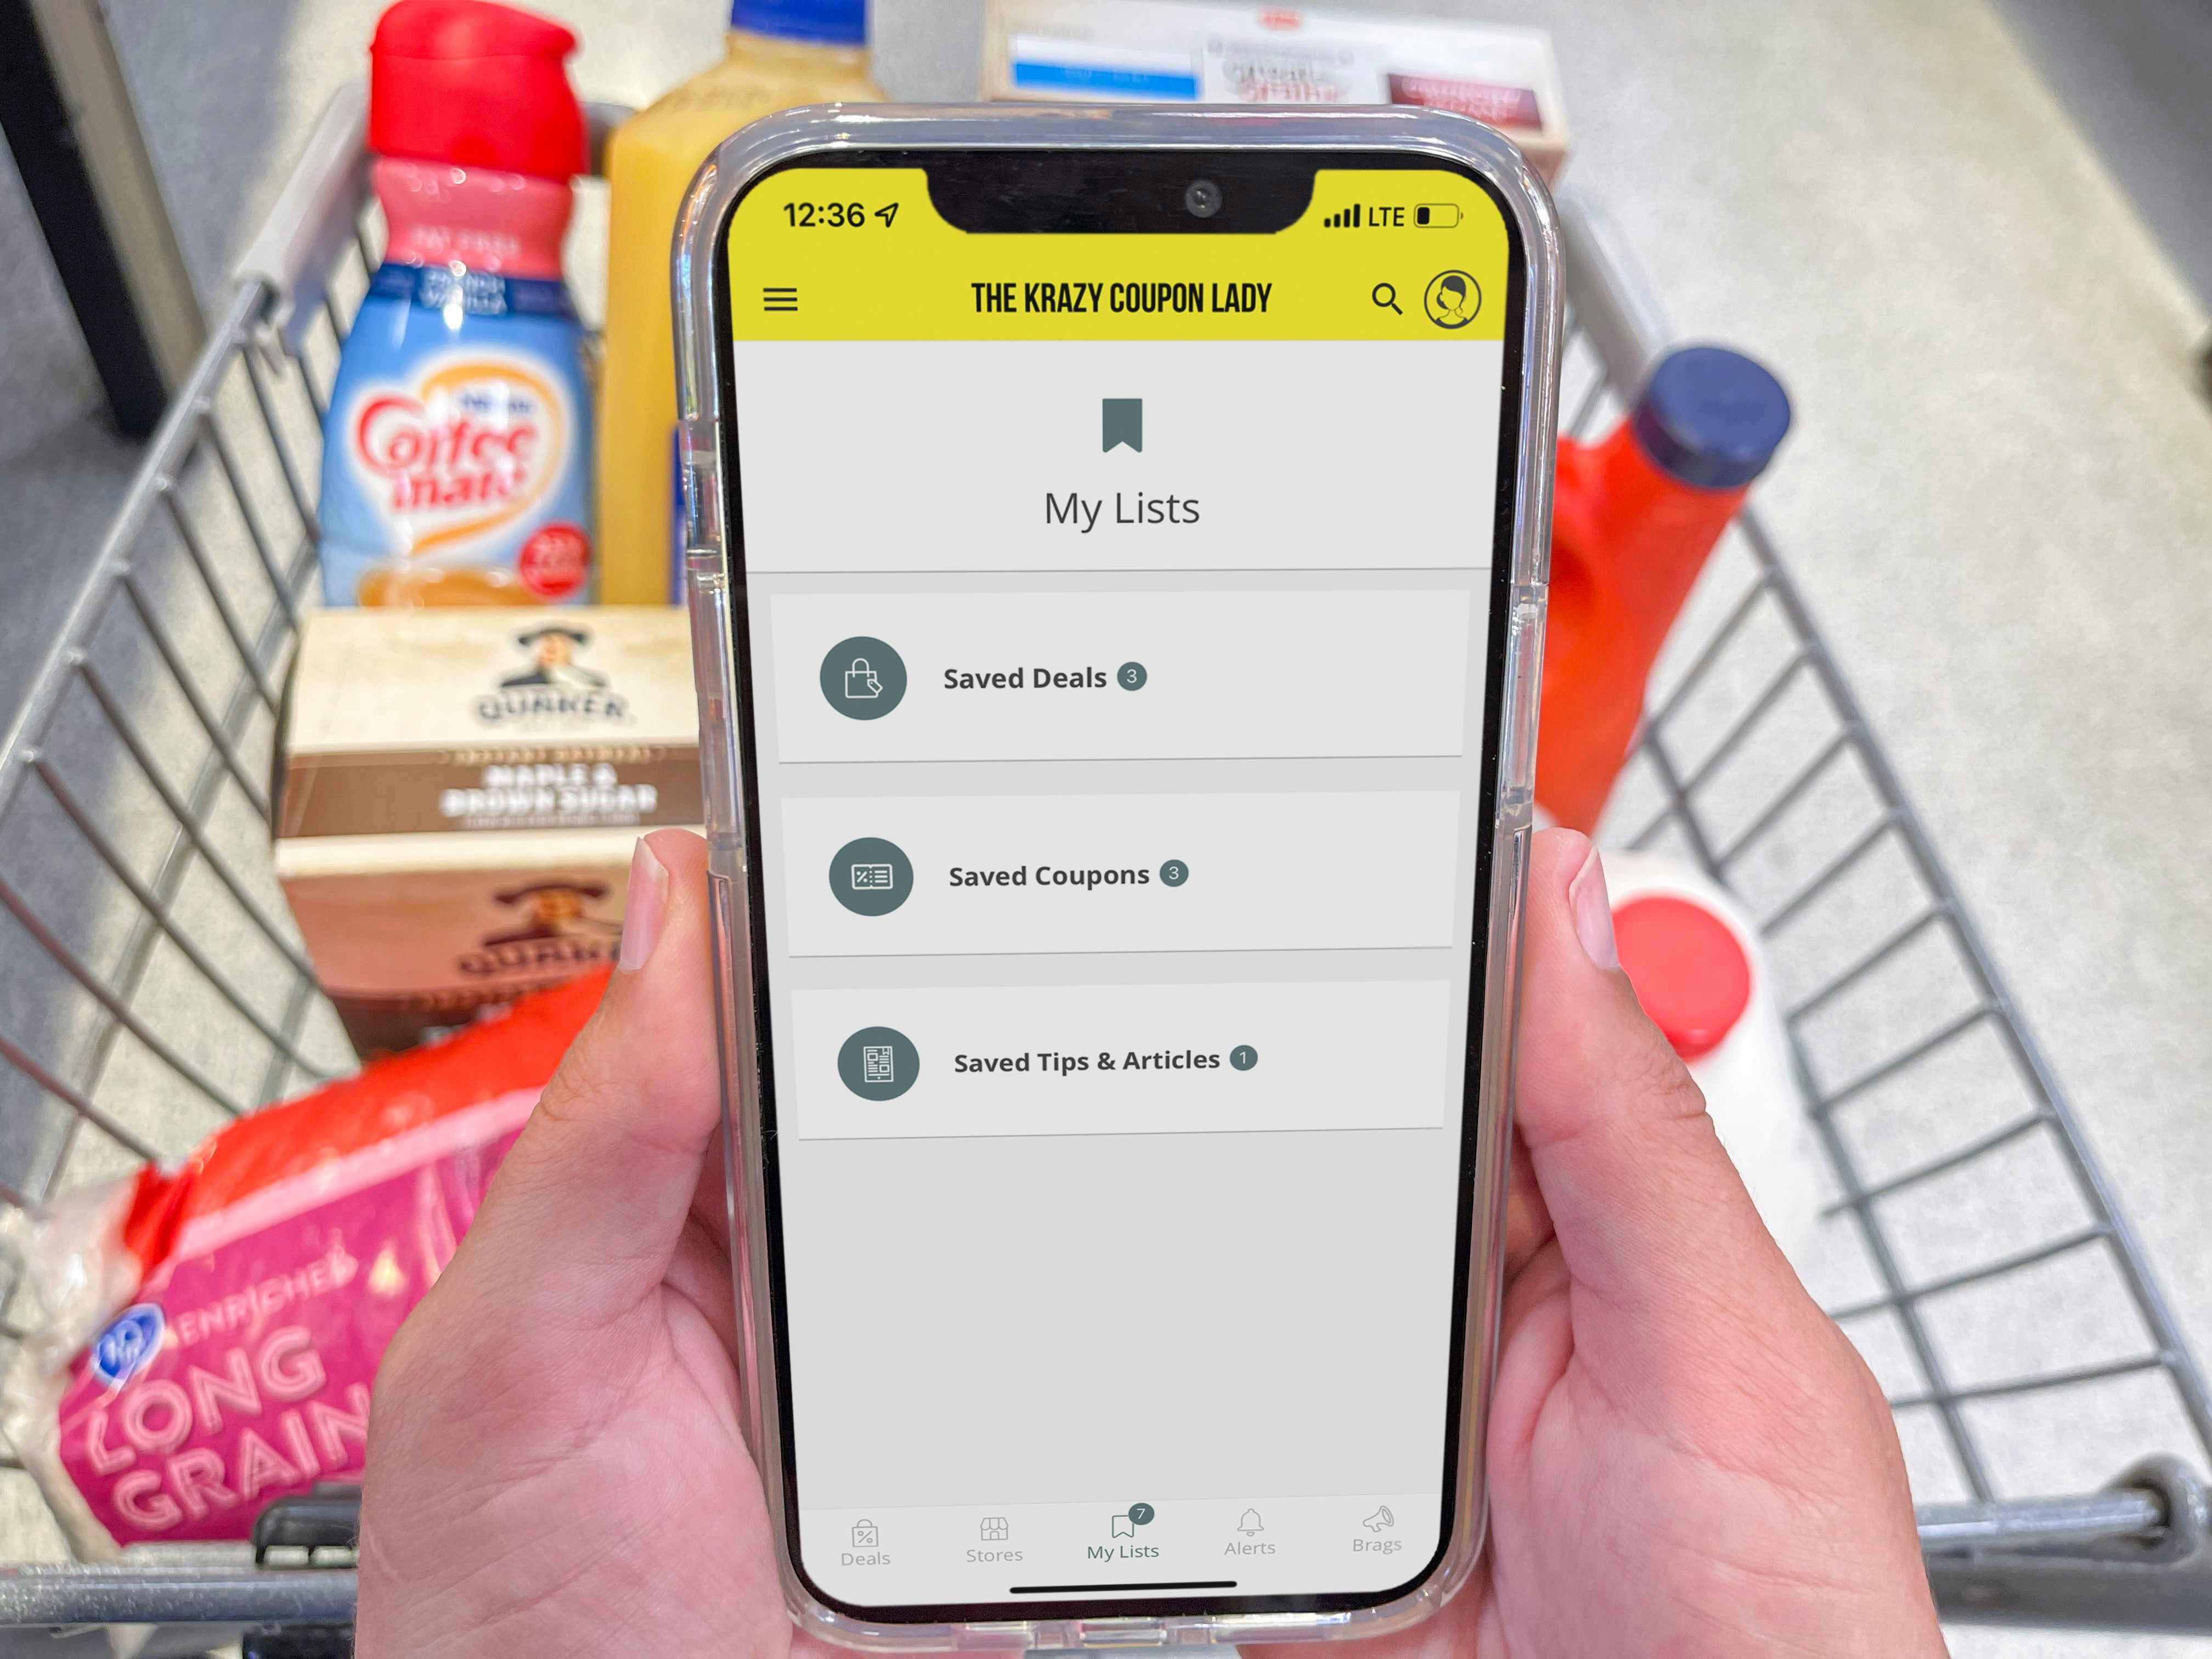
[1513,828,1801,1333]
[448,828,724,1332]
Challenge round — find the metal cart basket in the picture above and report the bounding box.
[0,88,2206,1645]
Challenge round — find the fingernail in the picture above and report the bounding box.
[1568,841,1618,971]
[618,837,669,973]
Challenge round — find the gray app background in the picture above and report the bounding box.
[732,338,1499,1526]
[755,564,1493,1517]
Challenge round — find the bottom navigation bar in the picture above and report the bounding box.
[799,1491,1437,1606]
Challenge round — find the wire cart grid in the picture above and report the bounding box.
[0,88,2203,1640]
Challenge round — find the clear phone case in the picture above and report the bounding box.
[673,104,1561,1651]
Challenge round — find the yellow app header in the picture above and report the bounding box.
[727,167,1510,342]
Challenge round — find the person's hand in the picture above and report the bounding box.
[358,830,799,1658]
[1252,830,1943,1659]
[357,827,1944,1658]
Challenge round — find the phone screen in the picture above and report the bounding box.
[712,149,1527,1622]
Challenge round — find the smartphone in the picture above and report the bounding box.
[675,104,1560,1649]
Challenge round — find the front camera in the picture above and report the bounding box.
[1184,179,1222,218]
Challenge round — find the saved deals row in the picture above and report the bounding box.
[779,789,1463,957]
[768,587,1482,763]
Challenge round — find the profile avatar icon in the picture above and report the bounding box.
[1423,269,1480,330]
[482,880,619,945]
[503,625,606,690]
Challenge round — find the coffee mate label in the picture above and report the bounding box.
[317,266,595,607]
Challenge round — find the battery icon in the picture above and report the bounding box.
[1414,203,1462,228]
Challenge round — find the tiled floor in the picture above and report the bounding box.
[1,1,2209,1653]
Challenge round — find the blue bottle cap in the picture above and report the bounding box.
[1630,345,1792,490]
[730,0,865,44]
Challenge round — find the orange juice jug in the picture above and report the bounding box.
[596,0,881,603]
[1536,345,1791,831]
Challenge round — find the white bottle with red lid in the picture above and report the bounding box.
[1604,850,1827,1276]
[317,0,596,608]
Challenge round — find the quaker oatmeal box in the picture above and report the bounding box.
[275,606,699,1054]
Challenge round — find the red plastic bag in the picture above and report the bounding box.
[1,969,605,1557]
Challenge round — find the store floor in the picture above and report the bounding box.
[0,166,145,725]
[3,2,2210,1652]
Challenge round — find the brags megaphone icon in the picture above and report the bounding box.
[843,658,883,699]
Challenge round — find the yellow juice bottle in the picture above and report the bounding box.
[597,0,880,602]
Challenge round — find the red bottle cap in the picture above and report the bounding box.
[1612,895,1752,1060]
[370,0,585,180]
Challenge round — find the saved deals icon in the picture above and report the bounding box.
[819,636,906,720]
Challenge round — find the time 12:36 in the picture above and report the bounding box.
[783,201,900,228]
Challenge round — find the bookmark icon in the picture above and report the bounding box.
[1102,398,1143,452]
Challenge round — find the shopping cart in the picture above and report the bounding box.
[0,87,2205,1648]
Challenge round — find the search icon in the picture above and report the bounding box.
[1372,281,1402,315]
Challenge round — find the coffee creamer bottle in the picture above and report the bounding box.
[596,0,881,603]
[318,0,596,608]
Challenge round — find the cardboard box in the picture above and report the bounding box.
[983,0,1569,180]
[276,607,701,1054]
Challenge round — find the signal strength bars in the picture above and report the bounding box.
[1322,205,1363,229]
[762,285,799,312]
